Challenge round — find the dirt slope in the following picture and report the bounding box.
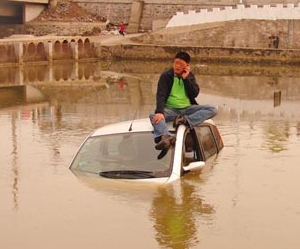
[33,0,104,22]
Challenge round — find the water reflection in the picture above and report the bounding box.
[150,181,214,249]
[262,121,289,153]
[71,170,214,249]
[0,62,100,85]
[1,61,300,248]
[11,112,19,211]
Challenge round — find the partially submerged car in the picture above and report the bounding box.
[69,118,224,184]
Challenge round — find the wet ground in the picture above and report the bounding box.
[0,61,300,249]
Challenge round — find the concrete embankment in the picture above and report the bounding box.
[98,34,300,66]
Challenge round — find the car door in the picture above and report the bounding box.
[182,128,203,167]
[193,123,223,161]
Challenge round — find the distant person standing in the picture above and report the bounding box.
[119,22,125,36]
[269,35,280,49]
[273,36,279,49]
[105,19,110,31]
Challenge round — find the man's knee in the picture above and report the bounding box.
[212,106,218,115]
[210,106,218,118]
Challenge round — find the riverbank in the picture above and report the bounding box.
[2,0,300,65]
[93,32,300,66]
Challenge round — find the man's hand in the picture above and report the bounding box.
[152,113,165,124]
[181,64,190,79]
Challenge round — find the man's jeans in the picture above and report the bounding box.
[149,105,217,139]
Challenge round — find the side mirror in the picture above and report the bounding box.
[183,161,205,172]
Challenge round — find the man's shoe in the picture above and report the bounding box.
[173,115,188,128]
[155,135,175,150]
[154,136,161,144]
[157,148,169,160]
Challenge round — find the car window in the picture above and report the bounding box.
[196,125,217,160]
[182,131,197,166]
[70,132,173,177]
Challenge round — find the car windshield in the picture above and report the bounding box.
[70,132,173,179]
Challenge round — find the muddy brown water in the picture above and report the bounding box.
[1,61,300,249]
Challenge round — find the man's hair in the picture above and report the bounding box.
[174,51,190,63]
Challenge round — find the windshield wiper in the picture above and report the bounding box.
[99,170,155,179]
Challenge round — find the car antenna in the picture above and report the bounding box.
[128,110,138,131]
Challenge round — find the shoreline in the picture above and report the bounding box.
[96,34,300,66]
[1,32,300,66]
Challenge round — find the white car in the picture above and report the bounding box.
[69,118,224,184]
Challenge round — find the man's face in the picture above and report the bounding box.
[173,58,188,76]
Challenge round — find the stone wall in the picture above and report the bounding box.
[100,43,300,65]
[25,22,103,36]
[132,19,300,49]
[74,1,234,31]
[73,0,300,31]
[0,22,103,39]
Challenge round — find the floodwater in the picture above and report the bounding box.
[1,60,300,249]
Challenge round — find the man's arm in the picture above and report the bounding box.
[183,72,200,99]
[155,72,170,114]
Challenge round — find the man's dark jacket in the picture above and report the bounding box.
[155,68,200,114]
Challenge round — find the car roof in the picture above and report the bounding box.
[90,118,166,137]
[90,118,215,137]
